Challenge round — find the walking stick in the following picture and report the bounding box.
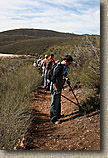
[68,84,79,105]
[61,78,81,109]
[61,94,80,108]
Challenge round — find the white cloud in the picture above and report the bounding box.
[0,0,100,34]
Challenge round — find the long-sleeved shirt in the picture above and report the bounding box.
[51,63,64,91]
[43,57,55,70]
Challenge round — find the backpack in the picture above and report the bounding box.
[47,63,58,80]
[45,59,52,70]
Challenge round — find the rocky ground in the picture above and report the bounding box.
[23,86,100,150]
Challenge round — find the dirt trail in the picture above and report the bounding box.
[26,86,100,150]
[1,53,100,150]
[0,53,32,58]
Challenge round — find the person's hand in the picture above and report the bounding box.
[66,78,70,86]
[53,90,60,95]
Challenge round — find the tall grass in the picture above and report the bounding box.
[0,58,42,150]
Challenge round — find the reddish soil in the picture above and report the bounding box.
[25,86,100,150]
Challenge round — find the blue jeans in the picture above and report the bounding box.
[50,85,61,123]
[44,69,48,87]
[47,79,51,90]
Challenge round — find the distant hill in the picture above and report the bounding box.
[82,34,89,36]
[0,29,100,56]
[0,29,78,38]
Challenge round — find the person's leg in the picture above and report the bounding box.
[42,67,45,76]
[50,93,57,123]
[57,93,61,119]
[46,79,50,91]
[44,69,47,88]
[50,90,61,123]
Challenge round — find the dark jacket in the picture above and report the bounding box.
[51,63,64,91]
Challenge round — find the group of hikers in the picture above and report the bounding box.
[33,54,73,124]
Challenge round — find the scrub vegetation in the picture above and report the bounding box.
[0,29,100,150]
[0,57,42,149]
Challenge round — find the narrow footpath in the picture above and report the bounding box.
[25,86,100,150]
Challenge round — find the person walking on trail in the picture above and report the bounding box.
[43,54,55,90]
[41,54,48,76]
[33,61,38,67]
[50,55,73,124]
[37,56,42,67]
[47,54,55,90]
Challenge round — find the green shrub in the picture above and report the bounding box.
[0,59,42,149]
[68,37,100,112]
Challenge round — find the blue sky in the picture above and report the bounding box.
[0,0,100,34]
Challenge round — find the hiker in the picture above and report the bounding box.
[33,61,38,67]
[41,54,48,76]
[43,54,55,90]
[50,55,73,124]
[47,54,55,90]
[37,57,42,67]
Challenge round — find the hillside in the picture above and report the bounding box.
[0,29,100,150]
[0,29,77,37]
[0,29,99,56]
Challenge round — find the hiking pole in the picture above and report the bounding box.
[61,94,80,108]
[66,78,81,108]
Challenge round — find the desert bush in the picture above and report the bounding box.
[68,37,100,112]
[45,36,100,113]
[0,59,42,149]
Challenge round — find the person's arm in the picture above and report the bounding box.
[43,59,46,66]
[52,59,55,65]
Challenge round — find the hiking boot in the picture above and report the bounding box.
[54,120,61,124]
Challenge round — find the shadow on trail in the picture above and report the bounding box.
[61,111,82,123]
[24,86,100,150]
[61,109,100,123]
[33,86,50,101]
[64,111,79,117]
[86,110,100,117]
[25,108,57,150]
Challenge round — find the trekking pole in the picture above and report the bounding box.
[61,94,80,108]
[66,78,81,108]
[69,85,79,104]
